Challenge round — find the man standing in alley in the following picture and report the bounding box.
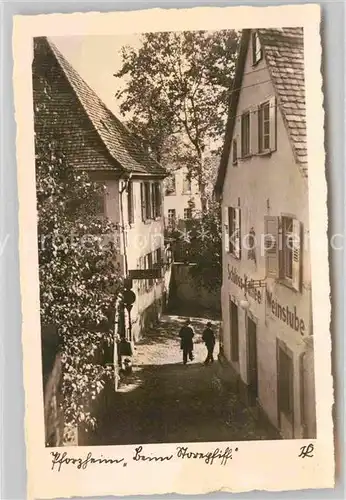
[179,318,195,365]
[202,322,216,365]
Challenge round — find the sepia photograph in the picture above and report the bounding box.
[36,26,315,448]
[13,5,334,498]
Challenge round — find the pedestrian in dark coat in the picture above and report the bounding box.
[202,322,216,365]
[179,319,195,364]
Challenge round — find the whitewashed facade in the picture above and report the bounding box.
[215,29,316,439]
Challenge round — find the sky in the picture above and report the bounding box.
[50,35,142,118]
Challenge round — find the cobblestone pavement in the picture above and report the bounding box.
[89,315,277,445]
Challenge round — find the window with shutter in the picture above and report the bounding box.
[292,219,302,292]
[269,96,277,151]
[241,112,250,157]
[258,101,270,152]
[232,139,238,165]
[154,182,162,217]
[127,181,134,224]
[250,108,258,155]
[228,207,241,259]
[144,182,151,219]
[224,206,230,253]
[140,183,146,221]
[234,208,241,259]
[264,216,280,278]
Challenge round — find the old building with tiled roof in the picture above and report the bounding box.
[214,28,316,440]
[33,36,169,344]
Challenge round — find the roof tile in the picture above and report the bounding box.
[258,28,307,169]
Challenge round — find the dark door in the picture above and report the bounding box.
[247,317,258,404]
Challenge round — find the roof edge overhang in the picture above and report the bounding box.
[214,29,251,200]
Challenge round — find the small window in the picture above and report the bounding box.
[241,112,250,157]
[182,173,192,194]
[184,208,192,220]
[232,139,238,165]
[165,174,176,195]
[167,209,176,228]
[252,32,263,65]
[258,101,270,152]
[141,182,153,221]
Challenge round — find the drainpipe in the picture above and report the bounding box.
[118,172,132,278]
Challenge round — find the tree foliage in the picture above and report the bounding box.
[34,72,122,431]
[114,30,239,207]
[173,198,222,291]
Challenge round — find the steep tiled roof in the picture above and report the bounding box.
[215,28,307,197]
[35,37,166,177]
[258,28,307,172]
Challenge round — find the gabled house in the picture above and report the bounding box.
[33,37,168,344]
[164,166,202,228]
[215,28,316,439]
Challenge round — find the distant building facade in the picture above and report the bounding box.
[164,167,202,228]
[215,28,316,439]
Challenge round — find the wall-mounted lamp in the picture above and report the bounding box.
[239,299,250,310]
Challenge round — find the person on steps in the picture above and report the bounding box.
[179,318,195,364]
[202,322,216,365]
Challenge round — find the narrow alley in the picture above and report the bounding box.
[89,316,278,446]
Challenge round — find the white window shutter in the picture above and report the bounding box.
[292,219,302,292]
[224,206,230,253]
[250,107,259,155]
[234,208,241,259]
[264,216,279,278]
[269,96,277,152]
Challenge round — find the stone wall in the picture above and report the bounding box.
[169,263,221,317]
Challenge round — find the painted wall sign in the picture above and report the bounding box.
[227,265,262,304]
[266,290,306,335]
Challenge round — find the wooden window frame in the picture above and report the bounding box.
[165,174,176,196]
[232,138,238,165]
[258,101,271,153]
[241,111,251,158]
[184,207,192,220]
[228,206,242,259]
[252,32,263,66]
[154,182,162,218]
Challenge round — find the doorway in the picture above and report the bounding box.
[277,339,294,438]
[247,316,258,405]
